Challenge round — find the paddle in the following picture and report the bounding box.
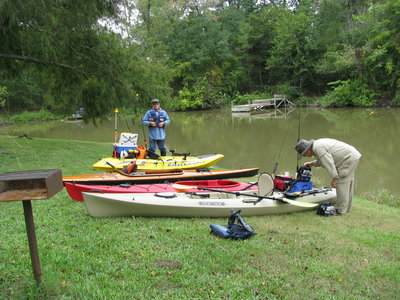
[172,184,318,208]
[240,181,258,191]
[105,161,184,177]
[284,187,332,199]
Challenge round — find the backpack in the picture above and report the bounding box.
[210,209,256,239]
[316,201,338,217]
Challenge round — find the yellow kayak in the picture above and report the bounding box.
[92,154,224,171]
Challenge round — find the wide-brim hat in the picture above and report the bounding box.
[295,139,314,160]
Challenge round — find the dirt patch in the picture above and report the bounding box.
[0,152,16,157]
[156,260,182,269]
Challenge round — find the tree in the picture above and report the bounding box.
[0,0,172,119]
[152,1,251,108]
[357,0,400,104]
[315,0,399,105]
[265,8,319,95]
[245,4,281,92]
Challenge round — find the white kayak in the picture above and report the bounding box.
[82,187,336,218]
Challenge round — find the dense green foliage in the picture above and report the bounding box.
[321,80,376,107]
[0,0,172,120]
[1,0,399,119]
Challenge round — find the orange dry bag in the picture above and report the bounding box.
[136,145,147,159]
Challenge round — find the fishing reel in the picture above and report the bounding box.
[170,149,190,160]
[296,166,312,182]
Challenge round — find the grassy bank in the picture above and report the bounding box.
[0,109,64,124]
[0,135,399,299]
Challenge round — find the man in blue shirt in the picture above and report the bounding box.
[142,98,171,156]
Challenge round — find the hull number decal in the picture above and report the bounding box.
[198,201,226,206]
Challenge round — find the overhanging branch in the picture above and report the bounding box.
[0,53,96,76]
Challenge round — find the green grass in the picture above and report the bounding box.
[1,109,64,124]
[0,135,399,299]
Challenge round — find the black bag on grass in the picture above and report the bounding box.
[210,209,256,239]
[316,201,338,217]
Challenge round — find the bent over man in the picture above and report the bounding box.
[295,138,361,215]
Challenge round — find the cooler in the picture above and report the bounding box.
[115,146,137,154]
[273,175,293,191]
[118,133,138,147]
[114,133,138,158]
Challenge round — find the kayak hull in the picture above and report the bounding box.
[65,180,258,202]
[63,168,260,185]
[82,188,336,218]
[92,154,224,171]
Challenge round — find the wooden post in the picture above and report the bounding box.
[0,169,63,284]
[22,200,42,284]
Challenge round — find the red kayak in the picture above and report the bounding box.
[65,180,258,202]
[62,168,259,185]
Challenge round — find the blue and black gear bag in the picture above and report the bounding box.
[210,209,256,239]
[316,201,338,217]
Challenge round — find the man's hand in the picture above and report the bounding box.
[150,122,156,127]
[331,178,338,188]
[304,161,315,168]
[158,122,165,127]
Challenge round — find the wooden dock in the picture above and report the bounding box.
[232,107,294,120]
[231,95,293,112]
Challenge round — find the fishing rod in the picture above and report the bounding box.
[120,108,131,132]
[272,113,295,175]
[172,184,318,208]
[141,122,148,150]
[296,104,301,174]
[113,108,119,157]
[134,92,148,150]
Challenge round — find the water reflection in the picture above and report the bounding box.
[1,107,399,196]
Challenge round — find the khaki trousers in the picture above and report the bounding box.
[336,159,360,214]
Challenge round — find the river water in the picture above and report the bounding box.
[1,107,399,198]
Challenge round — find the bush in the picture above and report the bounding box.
[172,73,226,111]
[320,80,376,107]
[0,86,6,108]
[272,83,301,101]
[232,92,270,105]
[295,96,321,107]
[172,87,205,111]
[9,109,62,123]
[393,86,400,106]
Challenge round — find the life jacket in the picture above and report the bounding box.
[121,161,138,174]
[148,109,167,127]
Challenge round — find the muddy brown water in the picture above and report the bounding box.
[1,107,399,197]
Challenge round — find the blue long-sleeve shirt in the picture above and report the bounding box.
[142,108,171,140]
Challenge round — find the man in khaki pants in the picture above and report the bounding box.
[295,138,361,215]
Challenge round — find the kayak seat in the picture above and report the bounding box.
[154,192,177,199]
[257,173,274,196]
